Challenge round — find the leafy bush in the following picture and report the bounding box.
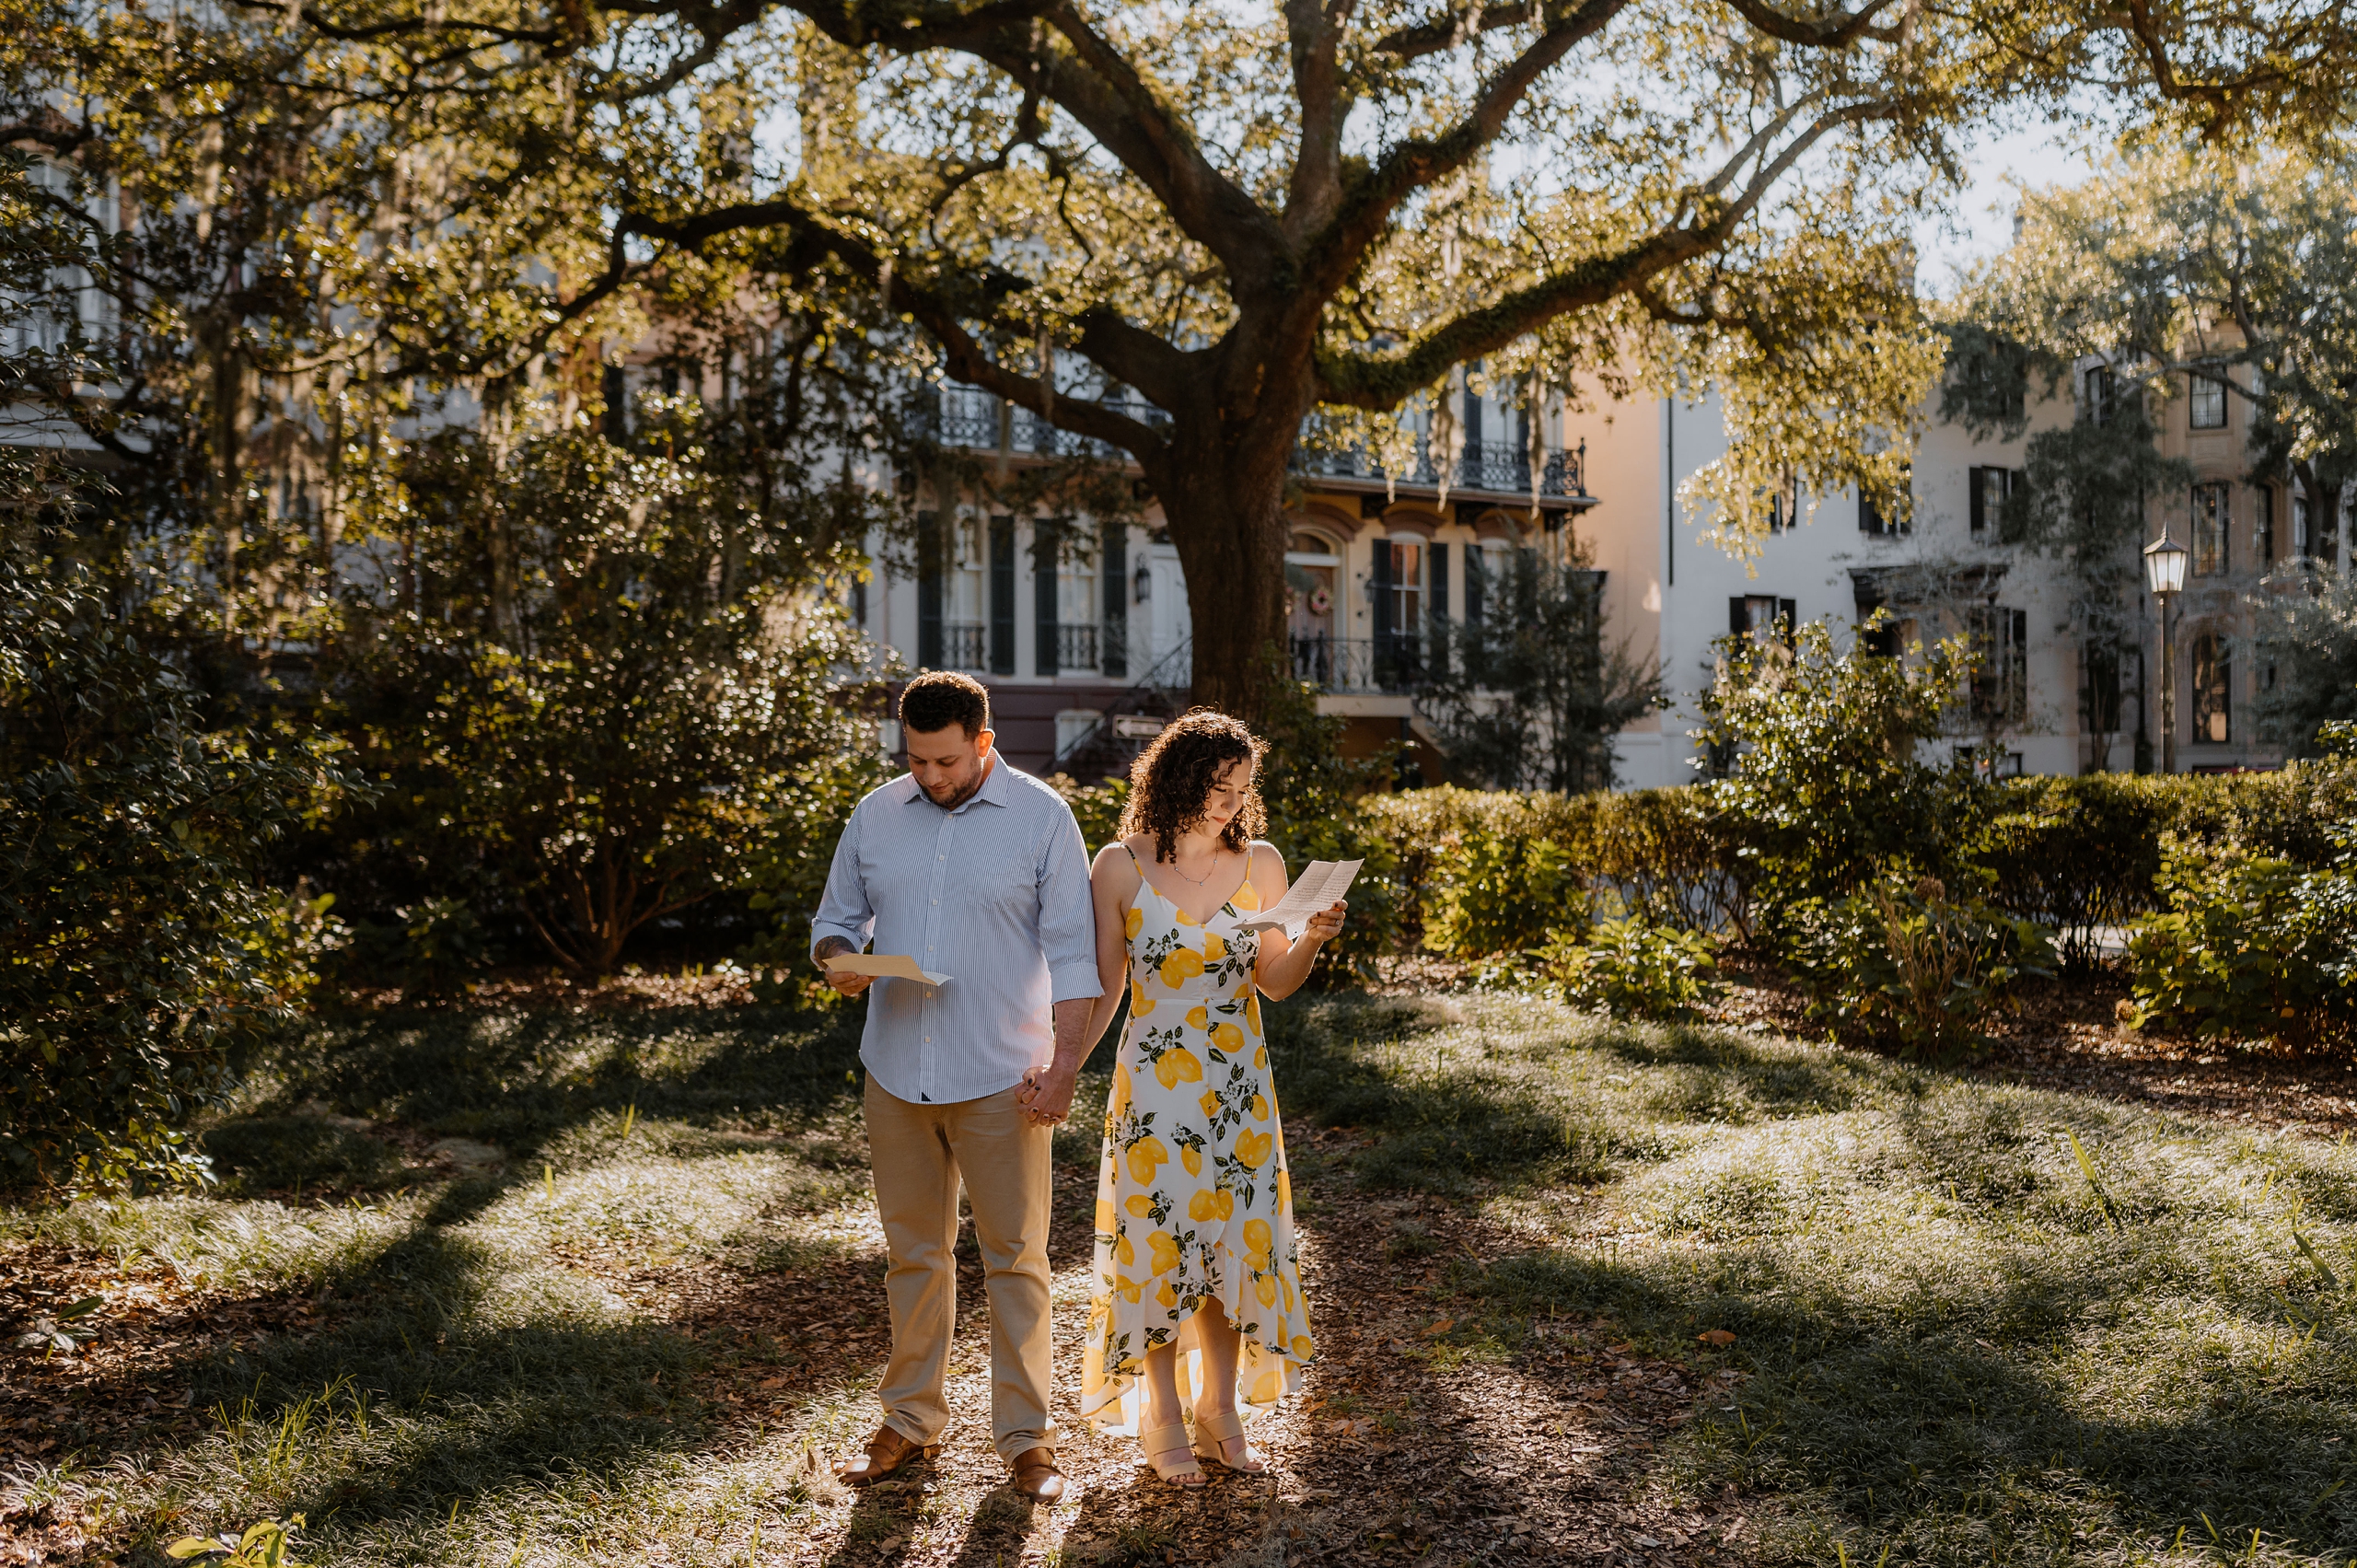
[339,424,889,979]
[1538,917,1723,1019]
[1,563,346,1191]
[2124,837,2357,1049]
[1363,784,1745,954]
[1421,807,1585,958]
[333,897,489,999]
[1696,619,1976,923]
[1786,877,2053,1058]
[1969,773,2177,968]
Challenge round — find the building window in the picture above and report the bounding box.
[2255,483,2276,564]
[1058,534,1100,671]
[2188,373,2226,430]
[1370,537,1426,689]
[944,516,988,668]
[1054,708,1103,761]
[1968,606,2028,724]
[1763,474,1797,534]
[2083,366,2114,425]
[1730,595,1796,644]
[1968,466,2023,540]
[2191,482,2230,576]
[2191,630,2230,744]
[1858,471,1910,537]
[2294,492,2314,558]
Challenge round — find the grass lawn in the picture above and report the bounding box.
[6,990,2357,1566]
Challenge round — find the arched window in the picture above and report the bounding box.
[2191,630,2230,745]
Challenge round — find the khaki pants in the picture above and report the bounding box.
[864,1077,1056,1459]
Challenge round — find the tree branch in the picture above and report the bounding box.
[1315,101,1890,404]
[1297,0,1629,302]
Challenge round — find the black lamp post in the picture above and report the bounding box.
[2143,529,2189,774]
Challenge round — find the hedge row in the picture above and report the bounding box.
[1357,763,2356,970]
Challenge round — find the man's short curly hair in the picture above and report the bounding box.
[1117,708,1268,863]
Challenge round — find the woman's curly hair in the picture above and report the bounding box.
[1118,708,1269,863]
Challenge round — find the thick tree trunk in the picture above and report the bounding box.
[1144,369,1313,720]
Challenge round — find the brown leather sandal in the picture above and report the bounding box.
[834,1424,938,1486]
[1008,1446,1067,1503]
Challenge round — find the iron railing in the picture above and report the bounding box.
[1290,634,1426,693]
[1053,622,1099,672]
[919,386,1170,460]
[942,621,987,670]
[1288,438,1585,500]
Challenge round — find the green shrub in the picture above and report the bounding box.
[1420,805,1585,958]
[1696,619,1977,923]
[1,563,347,1191]
[2124,837,2357,1049]
[1786,877,2053,1059]
[1538,916,1723,1019]
[1364,784,1744,956]
[1969,773,2176,967]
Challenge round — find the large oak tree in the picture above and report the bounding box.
[17,0,2357,710]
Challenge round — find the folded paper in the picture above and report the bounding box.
[825,953,952,987]
[1232,858,1363,937]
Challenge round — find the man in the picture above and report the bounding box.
[811,670,1101,1504]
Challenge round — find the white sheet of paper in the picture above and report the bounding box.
[825,953,952,987]
[1231,858,1363,935]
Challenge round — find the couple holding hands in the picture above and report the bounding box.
[810,671,1348,1500]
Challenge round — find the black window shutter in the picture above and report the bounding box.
[989,516,1016,675]
[1860,490,1880,533]
[1730,596,1747,636]
[1101,521,1128,679]
[1968,469,1987,536]
[1465,546,1486,626]
[1035,520,1060,677]
[1371,540,1394,644]
[916,510,943,668]
[1778,598,1797,641]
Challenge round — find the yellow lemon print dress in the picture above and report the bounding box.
[1079,844,1314,1434]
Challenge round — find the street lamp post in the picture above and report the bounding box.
[2143,529,2189,775]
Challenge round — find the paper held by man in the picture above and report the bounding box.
[824,952,953,988]
[1231,858,1363,937]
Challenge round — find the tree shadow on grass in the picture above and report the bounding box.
[258,1002,870,1158]
[54,1206,883,1548]
[1474,1237,2357,1558]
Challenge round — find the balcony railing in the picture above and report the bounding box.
[943,621,987,670]
[918,386,1169,461]
[1289,438,1585,501]
[919,387,1585,501]
[1052,621,1099,673]
[1291,634,1426,693]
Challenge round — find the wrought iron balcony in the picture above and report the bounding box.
[1290,634,1427,693]
[1289,438,1585,501]
[942,621,987,670]
[1051,621,1099,673]
[918,386,1169,460]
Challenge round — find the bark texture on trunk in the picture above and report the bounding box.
[1142,358,1316,720]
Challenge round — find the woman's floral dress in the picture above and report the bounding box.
[1079,843,1314,1434]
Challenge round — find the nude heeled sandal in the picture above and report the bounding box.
[1190,1409,1266,1473]
[1141,1421,1205,1486]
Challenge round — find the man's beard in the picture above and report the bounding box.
[924,760,988,811]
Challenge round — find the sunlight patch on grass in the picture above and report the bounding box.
[1268,993,2357,1567]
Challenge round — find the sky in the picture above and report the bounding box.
[1913,116,2105,295]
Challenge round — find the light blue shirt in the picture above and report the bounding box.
[811,758,1102,1105]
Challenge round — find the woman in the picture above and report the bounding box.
[1076,710,1347,1485]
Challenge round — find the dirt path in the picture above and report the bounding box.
[735,1137,1742,1568]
